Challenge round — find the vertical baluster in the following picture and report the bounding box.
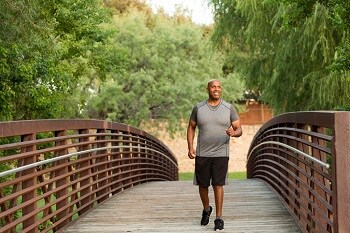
[77,129,93,215]
[53,130,69,231]
[21,133,37,233]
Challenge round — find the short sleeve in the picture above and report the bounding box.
[230,105,239,122]
[190,105,198,122]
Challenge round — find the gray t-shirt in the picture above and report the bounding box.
[190,99,239,157]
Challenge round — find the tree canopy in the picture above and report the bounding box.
[210,0,350,113]
[0,0,245,131]
[0,0,128,120]
[3,0,349,126]
[86,7,244,132]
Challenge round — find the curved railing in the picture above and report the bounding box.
[247,111,350,233]
[0,119,178,233]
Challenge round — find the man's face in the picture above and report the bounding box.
[207,80,222,100]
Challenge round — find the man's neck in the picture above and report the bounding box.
[208,98,221,106]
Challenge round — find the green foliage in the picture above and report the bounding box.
[1,0,244,127]
[334,105,350,111]
[86,9,245,131]
[46,0,128,117]
[0,0,56,120]
[0,0,128,121]
[210,0,350,113]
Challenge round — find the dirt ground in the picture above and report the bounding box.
[156,125,262,173]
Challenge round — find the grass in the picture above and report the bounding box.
[179,172,247,181]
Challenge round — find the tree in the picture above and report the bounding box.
[86,8,245,132]
[210,0,350,113]
[0,0,57,120]
[46,0,128,117]
[0,0,128,120]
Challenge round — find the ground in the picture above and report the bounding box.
[156,125,262,173]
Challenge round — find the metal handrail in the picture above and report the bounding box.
[0,145,177,178]
[248,141,330,169]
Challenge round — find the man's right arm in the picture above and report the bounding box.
[187,120,197,159]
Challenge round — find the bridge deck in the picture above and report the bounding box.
[62,179,301,233]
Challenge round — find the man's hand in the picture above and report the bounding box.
[226,126,236,137]
[188,149,196,159]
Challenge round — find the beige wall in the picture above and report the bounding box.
[239,102,273,125]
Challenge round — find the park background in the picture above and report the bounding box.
[1,0,349,174]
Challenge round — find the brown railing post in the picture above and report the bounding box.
[122,133,132,189]
[96,129,109,203]
[111,131,122,194]
[133,136,141,184]
[21,133,38,233]
[54,130,69,230]
[333,112,350,233]
[312,126,330,232]
[77,129,93,215]
[139,137,147,182]
[296,124,310,231]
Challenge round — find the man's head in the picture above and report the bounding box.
[207,79,222,101]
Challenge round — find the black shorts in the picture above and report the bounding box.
[194,156,229,186]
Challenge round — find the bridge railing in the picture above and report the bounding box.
[247,111,350,233]
[0,119,178,233]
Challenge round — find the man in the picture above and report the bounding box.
[187,79,242,231]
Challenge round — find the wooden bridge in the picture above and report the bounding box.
[62,180,301,233]
[0,111,349,233]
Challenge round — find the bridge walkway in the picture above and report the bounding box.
[62,179,301,233]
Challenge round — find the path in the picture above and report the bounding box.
[62,180,301,233]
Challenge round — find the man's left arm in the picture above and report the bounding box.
[231,119,242,137]
[226,119,242,137]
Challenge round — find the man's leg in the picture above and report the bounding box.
[199,185,212,226]
[213,185,224,218]
[195,157,211,210]
[212,157,227,231]
[199,185,209,209]
[213,185,225,231]
[211,157,228,219]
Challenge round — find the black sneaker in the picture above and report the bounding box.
[200,206,213,226]
[214,219,224,231]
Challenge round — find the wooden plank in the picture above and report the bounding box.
[62,179,301,232]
